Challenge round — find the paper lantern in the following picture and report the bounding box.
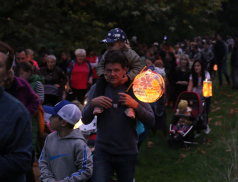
[213,64,218,71]
[133,69,165,103]
[203,80,212,97]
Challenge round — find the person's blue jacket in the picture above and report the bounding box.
[0,86,32,182]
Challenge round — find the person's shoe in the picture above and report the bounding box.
[205,124,210,134]
[93,107,104,115]
[177,130,184,135]
[169,130,175,135]
[125,108,135,119]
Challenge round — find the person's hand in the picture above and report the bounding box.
[120,75,129,85]
[88,77,93,85]
[90,96,112,109]
[180,81,188,85]
[118,93,138,109]
[54,84,60,88]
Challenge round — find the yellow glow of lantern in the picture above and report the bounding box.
[203,80,212,97]
[132,69,165,103]
[213,64,218,71]
[74,119,83,129]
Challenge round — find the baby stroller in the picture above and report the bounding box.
[168,91,208,148]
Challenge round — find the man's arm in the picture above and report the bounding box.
[60,145,93,182]
[118,93,155,128]
[134,101,155,128]
[0,112,32,178]
[39,137,57,182]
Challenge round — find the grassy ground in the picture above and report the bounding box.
[135,61,238,182]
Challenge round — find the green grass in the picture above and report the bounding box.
[135,59,238,182]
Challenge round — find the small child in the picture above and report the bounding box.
[170,100,193,136]
[94,28,143,119]
[39,100,93,182]
[154,59,166,78]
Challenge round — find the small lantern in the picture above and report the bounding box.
[213,64,218,71]
[133,69,165,103]
[203,80,212,97]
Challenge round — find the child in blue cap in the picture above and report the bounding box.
[39,100,93,182]
[94,28,143,118]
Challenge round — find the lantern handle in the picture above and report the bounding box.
[126,66,147,93]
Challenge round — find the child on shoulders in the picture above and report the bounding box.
[94,28,143,119]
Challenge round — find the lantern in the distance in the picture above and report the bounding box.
[213,64,218,71]
[203,80,212,97]
[133,69,165,103]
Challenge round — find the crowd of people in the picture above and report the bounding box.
[1,28,237,182]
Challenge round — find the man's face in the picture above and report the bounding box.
[15,51,27,63]
[0,53,9,87]
[104,63,126,87]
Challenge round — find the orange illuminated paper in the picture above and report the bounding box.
[203,80,212,97]
[133,69,165,103]
[213,64,217,71]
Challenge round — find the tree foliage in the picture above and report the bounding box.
[0,0,226,54]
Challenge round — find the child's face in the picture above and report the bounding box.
[145,59,153,66]
[18,68,31,81]
[178,108,186,114]
[107,41,124,50]
[88,146,95,153]
[49,115,62,131]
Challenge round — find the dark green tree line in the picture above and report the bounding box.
[0,0,227,54]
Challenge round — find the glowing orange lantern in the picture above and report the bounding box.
[203,80,212,97]
[213,64,218,71]
[132,69,165,103]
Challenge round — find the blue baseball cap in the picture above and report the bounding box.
[100,28,127,43]
[43,100,82,125]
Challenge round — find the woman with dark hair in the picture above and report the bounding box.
[188,59,211,134]
[174,54,190,103]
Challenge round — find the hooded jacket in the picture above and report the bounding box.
[96,47,143,81]
[39,128,93,182]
